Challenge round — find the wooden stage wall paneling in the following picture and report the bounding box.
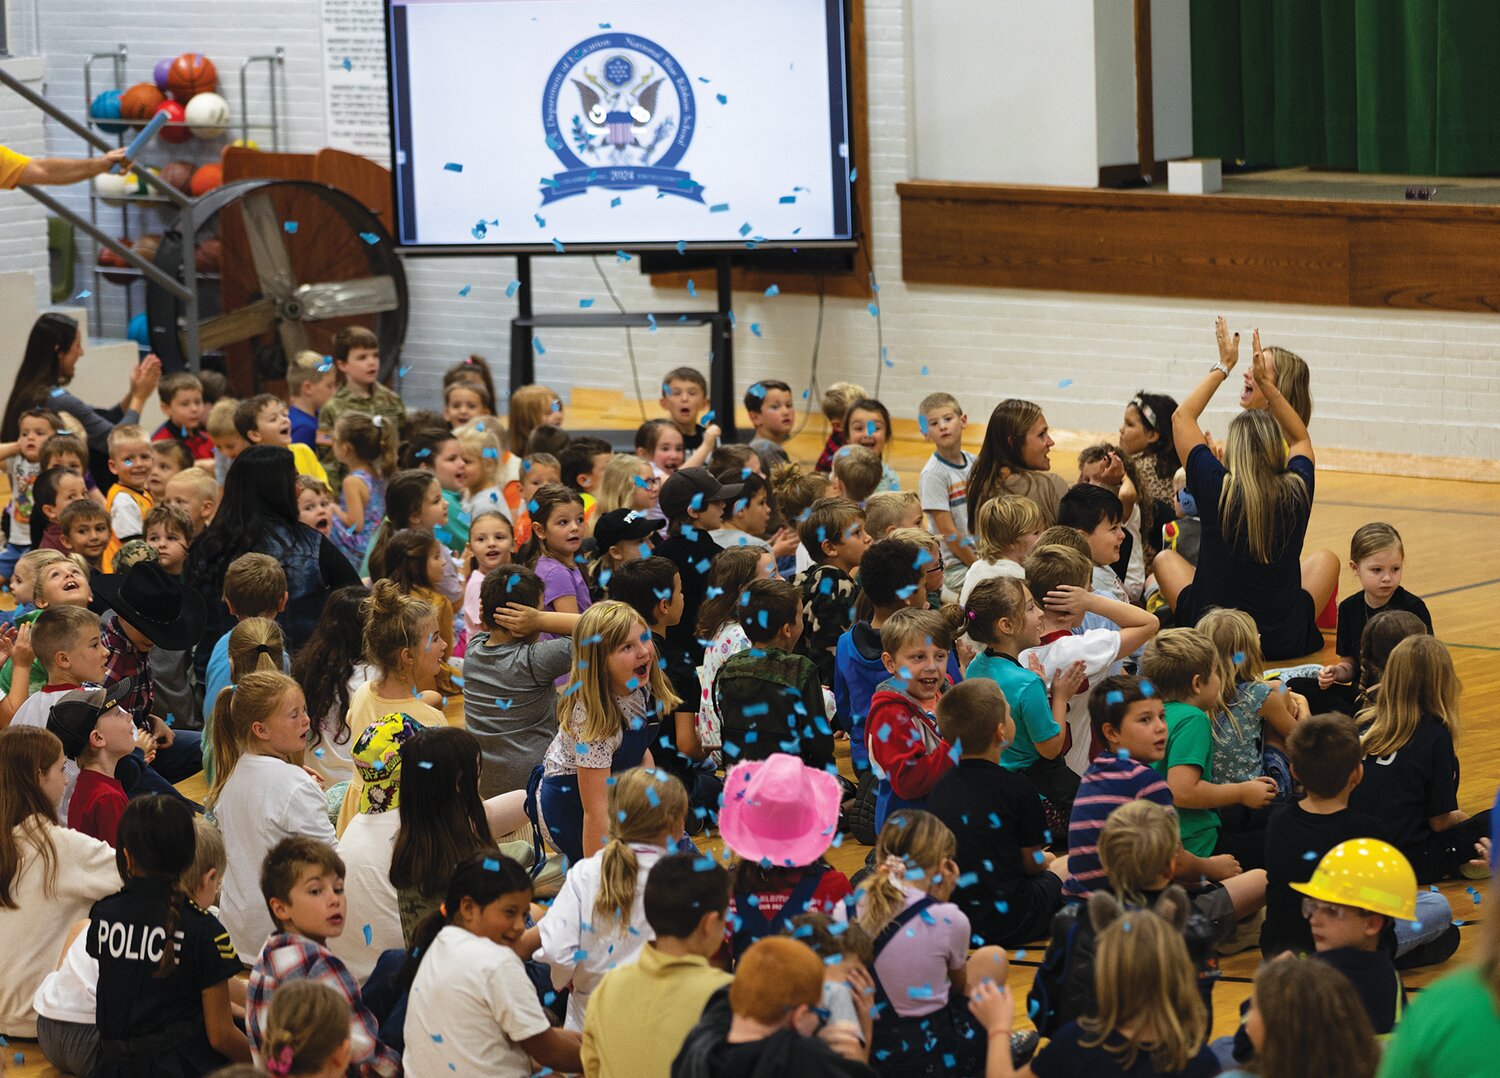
[896,181,1500,314]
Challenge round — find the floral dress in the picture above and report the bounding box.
[331,468,386,566]
[1210,680,1272,784]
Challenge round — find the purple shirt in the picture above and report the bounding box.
[535,554,592,618]
[866,887,970,1018]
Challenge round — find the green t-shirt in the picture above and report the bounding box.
[0,608,44,697]
[1150,700,1220,857]
[1378,966,1500,1077]
[967,650,1059,772]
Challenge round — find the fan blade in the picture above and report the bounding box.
[292,276,400,320]
[277,319,311,361]
[240,192,298,299]
[193,298,278,352]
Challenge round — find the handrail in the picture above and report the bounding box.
[0,62,189,207]
[0,62,200,367]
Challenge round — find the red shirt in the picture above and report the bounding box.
[69,767,128,846]
[152,422,215,460]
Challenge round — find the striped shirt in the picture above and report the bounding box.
[1063,753,1174,898]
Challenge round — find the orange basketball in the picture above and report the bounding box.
[189,162,222,196]
[166,53,217,99]
[160,160,194,191]
[120,82,165,122]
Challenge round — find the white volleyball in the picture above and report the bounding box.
[94,171,136,203]
[184,91,231,139]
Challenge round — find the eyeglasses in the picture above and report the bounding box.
[1301,898,1356,921]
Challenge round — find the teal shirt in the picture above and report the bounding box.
[439,487,469,552]
[966,649,1059,771]
[1150,700,1220,857]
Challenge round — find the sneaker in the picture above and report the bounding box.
[1395,924,1462,970]
[1009,1030,1039,1067]
[1217,908,1267,956]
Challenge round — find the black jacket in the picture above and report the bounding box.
[672,988,876,1078]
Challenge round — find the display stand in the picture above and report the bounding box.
[509,252,738,441]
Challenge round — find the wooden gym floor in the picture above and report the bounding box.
[6,396,1495,1074]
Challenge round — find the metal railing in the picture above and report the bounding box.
[0,62,201,369]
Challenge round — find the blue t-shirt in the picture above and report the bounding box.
[289,404,318,448]
[966,649,1058,770]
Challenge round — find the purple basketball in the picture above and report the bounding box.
[153,58,173,91]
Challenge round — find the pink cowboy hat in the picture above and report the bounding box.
[718,753,843,867]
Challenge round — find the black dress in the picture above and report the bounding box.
[1175,444,1321,659]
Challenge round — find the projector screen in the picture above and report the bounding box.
[386,0,856,252]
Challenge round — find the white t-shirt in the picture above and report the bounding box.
[32,928,97,1025]
[7,457,40,546]
[214,754,337,959]
[1019,628,1122,775]
[919,451,975,571]
[464,485,508,523]
[957,558,1025,609]
[0,822,117,1037]
[403,925,552,1078]
[1122,502,1146,602]
[325,809,401,986]
[535,842,664,1030]
[107,487,145,541]
[697,621,749,748]
[11,687,80,825]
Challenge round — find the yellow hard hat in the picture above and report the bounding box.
[1289,838,1417,921]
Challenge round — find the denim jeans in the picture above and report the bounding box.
[1395,888,1454,956]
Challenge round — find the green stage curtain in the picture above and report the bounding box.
[1190,0,1500,175]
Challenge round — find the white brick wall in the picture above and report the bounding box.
[25,0,1500,460]
[0,55,52,308]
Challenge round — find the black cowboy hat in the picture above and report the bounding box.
[92,560,207,652]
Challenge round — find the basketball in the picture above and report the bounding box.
[133,233,162,265]
[97,238,134,284]
[90,89,126,135]
[160,160,194,192]
[119,82,165,122]
[155,100,190,144]
[194,237,223,273]
[166,53,217,99]
[184,92,231,139]
[153,58,173,91]
[189,162,223,196]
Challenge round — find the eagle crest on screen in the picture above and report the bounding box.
[541,33,703,203]
[569,62,672,162]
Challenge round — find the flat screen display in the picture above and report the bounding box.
[387,0,856,251]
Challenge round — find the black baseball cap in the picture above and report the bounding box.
[659,467,744,521]
[46,681,133,760]
[594,508,660,551]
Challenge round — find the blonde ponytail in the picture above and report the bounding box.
[859,810,956,936]
[593,768,689,926]
[206,671,300,810]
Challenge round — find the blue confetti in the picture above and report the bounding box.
[868,303,879,317]
[779,195,797,204]
[471,220,488,239]
[647,313,658,331]
[709,202,730,213]
[765,284,780,297]
[750,323,762,337]
[534,213,546,227]
[363,924,373,944]
[75,290,92,300]
[483,858,501,871]
[359,231,380,245]
[533,337,546,355]
[716,93,727,104]
[283,220,298,234]
[506,279,520,298]
[920,365,929,376]
[398,365,412,378]
[675,240,688,254]
[552,237,565,252]
[686,278,697,298]
[739,222,752,236]
[579,297,594,308]
[850,166,858,182]
[341,57,353,71]
[443,162,463,173]
[1058,378,1074,388]
[458,284,472,297]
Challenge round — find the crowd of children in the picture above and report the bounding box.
[0,312,1493,1078]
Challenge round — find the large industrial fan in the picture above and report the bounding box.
[145,178,407,383]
